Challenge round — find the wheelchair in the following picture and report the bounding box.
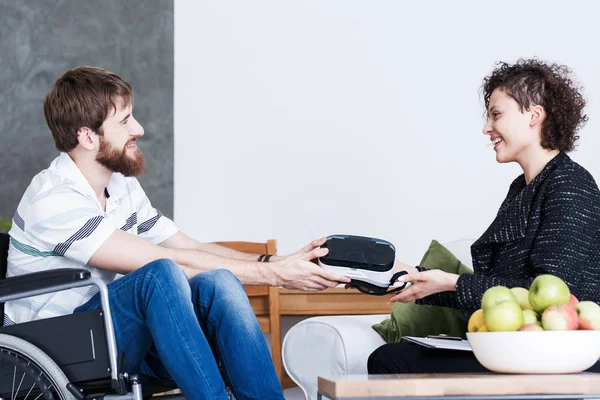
[0,232,185,400]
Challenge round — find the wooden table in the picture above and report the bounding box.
[318,373,600,400]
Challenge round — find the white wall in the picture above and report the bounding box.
[174,0,600,265]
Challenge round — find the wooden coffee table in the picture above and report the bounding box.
[318,373,600,400]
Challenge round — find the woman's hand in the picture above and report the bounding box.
[394,259,419,275]
[389,270,459,303]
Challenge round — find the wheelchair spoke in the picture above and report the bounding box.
[0,339,67,400]
[14,370,26,400]
[34,382,54,400]
[11,365,16,400]
[23,382,35,400]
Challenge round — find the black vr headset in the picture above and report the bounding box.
[318,234,409,295]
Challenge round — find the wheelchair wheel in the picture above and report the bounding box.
[0,334,75,400]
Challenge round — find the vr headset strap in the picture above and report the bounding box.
[350,270,409,296]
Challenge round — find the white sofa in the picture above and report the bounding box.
[281,239,474,400]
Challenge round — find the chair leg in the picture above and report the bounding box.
[268,286,282,383]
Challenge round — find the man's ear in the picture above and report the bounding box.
[76,127,98,150]
[529,105,546,128]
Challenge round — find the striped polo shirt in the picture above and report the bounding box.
[5,152,178,325]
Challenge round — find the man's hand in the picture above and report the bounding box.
[388,270,459,303]
[273,246,350,291]
[266,237,327,263]
[288,237,327,257]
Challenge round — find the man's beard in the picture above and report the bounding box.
[96,137,146,177]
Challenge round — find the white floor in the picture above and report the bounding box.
[284,386,305,400]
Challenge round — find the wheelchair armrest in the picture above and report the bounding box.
[0,268,91,300]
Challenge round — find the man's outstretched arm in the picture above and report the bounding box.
[158,231,273,261]
[158,231,326,263]
[88,230,349,291]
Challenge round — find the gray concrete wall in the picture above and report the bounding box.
[0,0,174,221]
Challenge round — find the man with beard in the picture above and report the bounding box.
[6,66,349,400]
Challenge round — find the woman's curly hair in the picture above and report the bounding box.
[482,58,588,152]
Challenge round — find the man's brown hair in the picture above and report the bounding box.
[44,66,133,152]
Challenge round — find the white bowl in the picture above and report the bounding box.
[467,331,600,374]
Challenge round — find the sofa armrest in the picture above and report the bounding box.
[282,314,387,400]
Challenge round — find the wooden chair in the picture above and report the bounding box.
[214,240,283,383]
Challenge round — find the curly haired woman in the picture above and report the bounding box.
[369,58,600,374]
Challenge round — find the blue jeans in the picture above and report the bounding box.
[74,259,284,400]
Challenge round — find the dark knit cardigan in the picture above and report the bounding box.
[416,152,600,317]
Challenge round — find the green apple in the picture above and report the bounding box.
[481,286,518,310]
[528,275,570,313]
[575,301,600,330]
[484,300,524,332]
[511,287,533,310]
[522,309,540,326]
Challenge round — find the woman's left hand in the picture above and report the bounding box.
[389,270,459,303]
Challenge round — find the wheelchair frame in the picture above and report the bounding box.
[0,268,144,400]
[0,231,183,400]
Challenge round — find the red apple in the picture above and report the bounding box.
[519,323,544,331]
[569,294,579,308]
[575,301,600,330]
[541,304,579,330]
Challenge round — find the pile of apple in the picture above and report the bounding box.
[468,274,600,332]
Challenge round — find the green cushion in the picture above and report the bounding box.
[371,240,473,342]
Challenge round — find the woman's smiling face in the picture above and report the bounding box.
[483,88,542,164]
